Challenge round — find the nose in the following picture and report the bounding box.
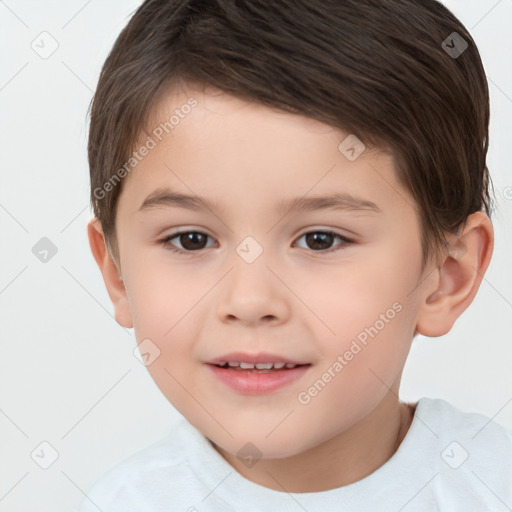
[216,259,291,327]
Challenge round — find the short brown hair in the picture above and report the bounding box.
[88,0,493,266]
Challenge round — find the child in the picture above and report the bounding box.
[79,0,512,510]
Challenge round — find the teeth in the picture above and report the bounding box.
[255,363,273,369]
[219,361,298,370]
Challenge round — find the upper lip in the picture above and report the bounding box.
[207,352,310,365]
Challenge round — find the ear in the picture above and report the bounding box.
[87,218,133,329]
[416,212,494,337]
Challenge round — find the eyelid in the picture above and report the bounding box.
[159,227,355,255]
[295,226,355,240]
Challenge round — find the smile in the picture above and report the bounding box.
[207,362,311,394]
[215,361,301,371]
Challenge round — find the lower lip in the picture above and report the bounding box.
[206,364,311,394]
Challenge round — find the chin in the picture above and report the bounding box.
[216,430,316,461]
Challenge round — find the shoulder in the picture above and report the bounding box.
[75,418,197,512]
[416,397,512,450]
[414,397,512,503]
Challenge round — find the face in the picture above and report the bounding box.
[111,83,430,459]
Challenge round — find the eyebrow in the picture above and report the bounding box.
[137,187,381,215]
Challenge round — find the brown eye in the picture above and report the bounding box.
[295,231,351,252]
[160,229,352,256]
[177,232,208,250]
[161,231,214,253]
[305,232,334,250]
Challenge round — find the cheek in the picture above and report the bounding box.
[122,268,196,399]
[297,246,419,343]
[293,242,419,395]
[126,270,205,416]
[125,254,204,332]
[124,260,213,364]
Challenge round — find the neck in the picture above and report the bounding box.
[212,392,415,493]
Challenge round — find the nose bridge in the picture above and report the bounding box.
[230,236,274,299]
[217,235,290,324]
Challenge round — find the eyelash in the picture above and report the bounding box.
[158,230,353,256]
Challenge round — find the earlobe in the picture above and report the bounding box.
[87,218,133,329]
[416,212,494,337]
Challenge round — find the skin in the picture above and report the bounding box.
[88,81,493,492]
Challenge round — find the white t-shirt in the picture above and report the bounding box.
[76,397,512,511]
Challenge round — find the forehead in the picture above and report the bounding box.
[149,81,338,136]
[118,82,415,224]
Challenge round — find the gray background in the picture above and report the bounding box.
[1,0,511,510]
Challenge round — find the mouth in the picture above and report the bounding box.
[205,354,312,394]
[210,361,310,373]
